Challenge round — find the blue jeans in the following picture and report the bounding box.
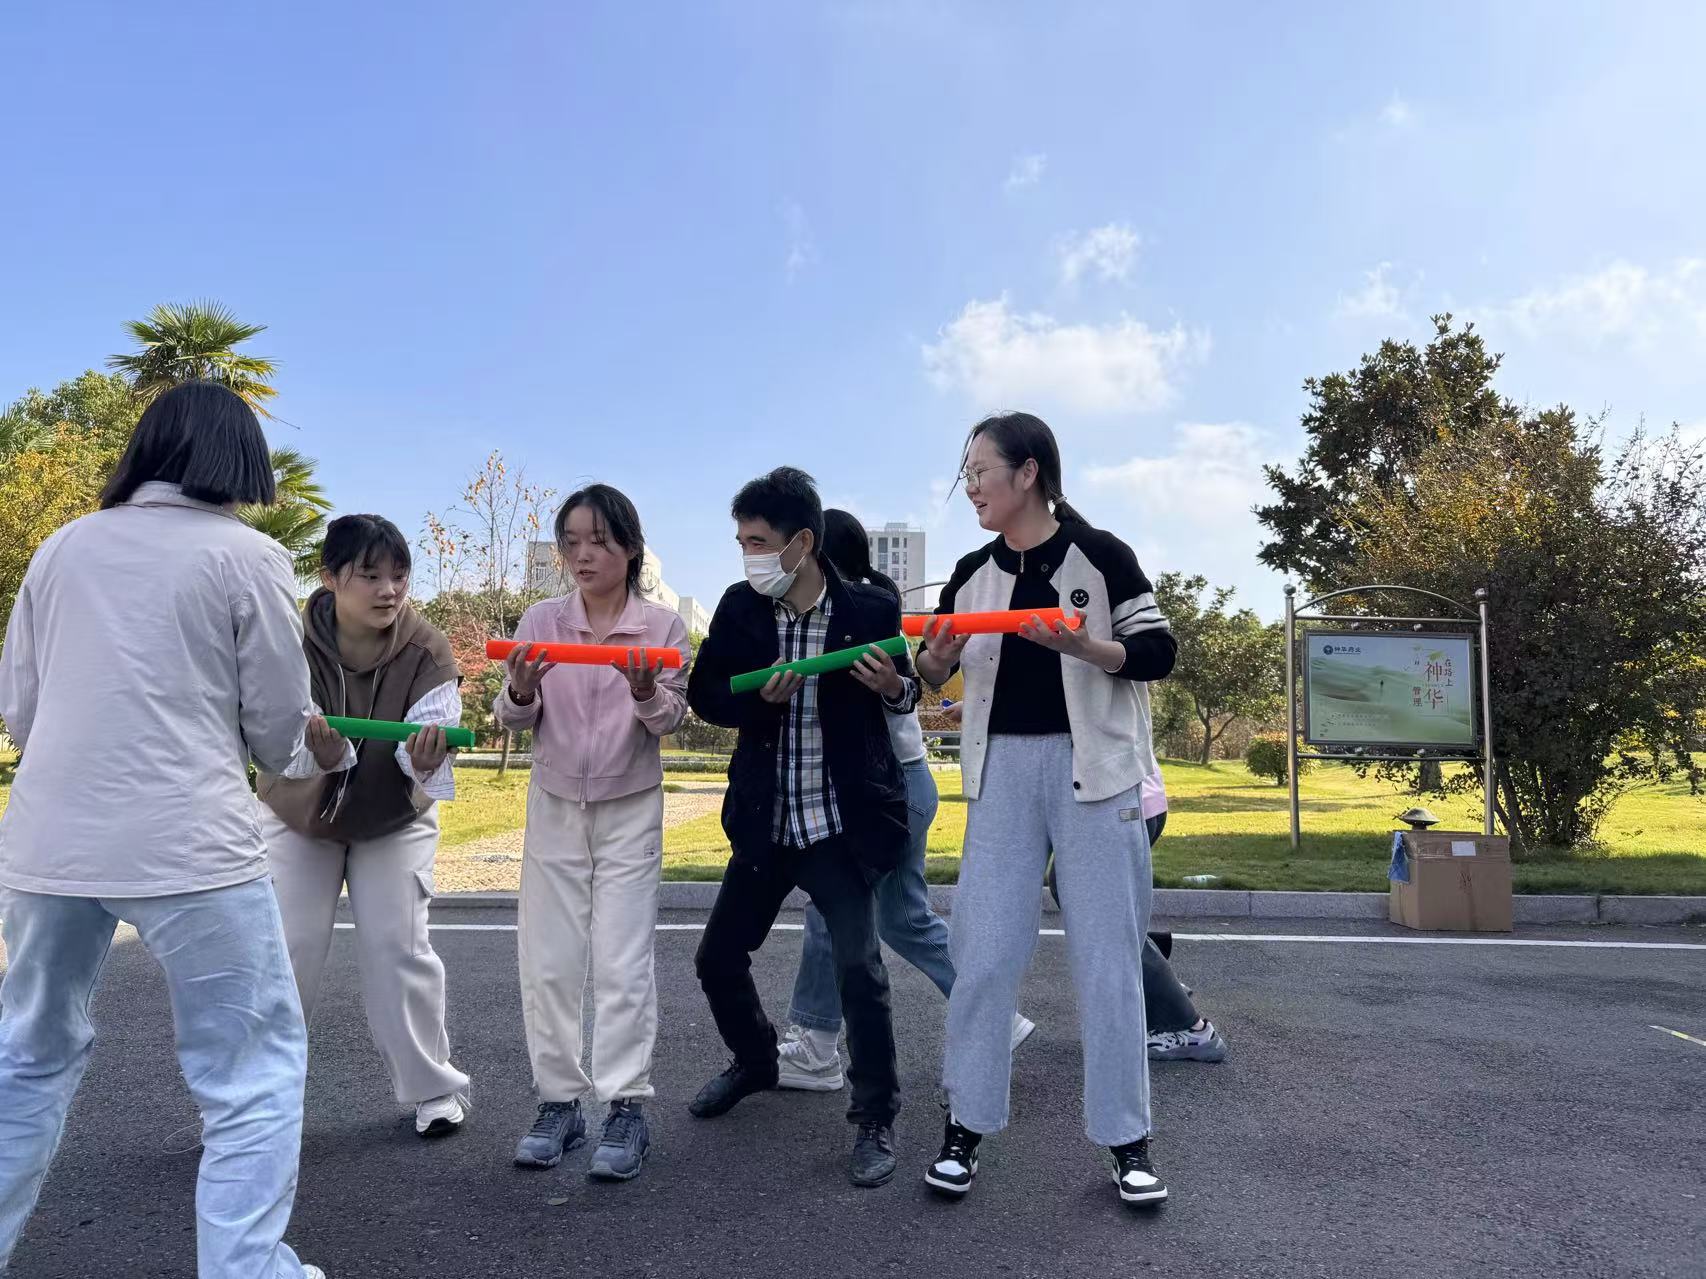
[0,878,311,1277]
[788,759,953,1032]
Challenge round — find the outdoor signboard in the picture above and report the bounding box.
[1302,630,1476,748]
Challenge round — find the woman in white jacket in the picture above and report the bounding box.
[0,383,327,1279]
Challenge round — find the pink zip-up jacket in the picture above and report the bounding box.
[493,590,690,805]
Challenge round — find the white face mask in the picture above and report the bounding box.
[744,531,802,599]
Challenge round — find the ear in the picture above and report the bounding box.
[319,567,338,592]
[1017,457,1041,491]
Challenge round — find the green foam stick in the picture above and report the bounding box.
[729,635,910,695]
[323,716,475,749]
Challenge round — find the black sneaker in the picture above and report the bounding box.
[849,1121,897,1188]
[1109,1137,1168,1205]
[688,1059,778,1119]
[513,1100,585,1169]
[924,1114,981,1196]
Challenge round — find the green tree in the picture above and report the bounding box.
[1256,315,1513,588]
[0,428,115,639]
[0,370,138,460]
[238,448,333,579]
[1344,413,1706,850]
[108,300,279,413]
[1153,572,1285,764]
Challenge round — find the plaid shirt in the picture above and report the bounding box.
[772,587,842,848]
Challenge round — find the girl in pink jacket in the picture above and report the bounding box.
[494,484,688,1182]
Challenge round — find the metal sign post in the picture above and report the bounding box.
[1284,584,1495,849]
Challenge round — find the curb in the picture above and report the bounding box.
[436,885,1706,925]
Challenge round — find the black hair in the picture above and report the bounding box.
[822,508,901,605]
[99,381,275,510]
[555,483,647,596]
[960,411,1088,524]
[321,514,412,578]
[730,466,824,551]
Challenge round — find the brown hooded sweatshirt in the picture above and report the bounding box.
[257,589,460,842]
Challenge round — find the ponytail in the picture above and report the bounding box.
[1051,497,1090,525]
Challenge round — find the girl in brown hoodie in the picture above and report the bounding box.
[257,514,472,1138]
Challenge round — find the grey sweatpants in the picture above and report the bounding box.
[943,734,1153,1146]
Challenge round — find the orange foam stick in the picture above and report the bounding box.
[902,608,1082,637]
[486,639,683,668]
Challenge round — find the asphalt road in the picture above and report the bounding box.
[5,908,1704,1279]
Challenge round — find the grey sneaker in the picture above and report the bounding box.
[1147,1020,1228,1063]
[777,1025,845,1091]
[588,1100,650,1181]
[514,1100,586,1169]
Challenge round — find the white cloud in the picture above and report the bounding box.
[1056,223,1141,286]
[1480,258,1706,352]
[1380,93,1416,128]
[1084,422,1270,521]
[782,200,817,282]
[1334,262,1408,322]
[921,296,1207,414]
[1004,153,1047,192]
[1082,422,1279,596]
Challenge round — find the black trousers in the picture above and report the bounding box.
[694,835,899,1125]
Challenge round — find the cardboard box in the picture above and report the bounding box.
[1388,831,1512,932]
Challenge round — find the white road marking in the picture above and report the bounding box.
[335,922,1706,951]
[1650,1024,1706,1048]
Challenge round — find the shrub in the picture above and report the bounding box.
[1246,733,1308,786]
[671,713,737,754]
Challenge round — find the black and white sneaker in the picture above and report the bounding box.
[924,1115,981,1196]
[1109,1137,1168,1205]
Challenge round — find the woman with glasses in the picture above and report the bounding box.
[915,411,1177,1208]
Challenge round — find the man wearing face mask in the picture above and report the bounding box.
[685,467,918,1189]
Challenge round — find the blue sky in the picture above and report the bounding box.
[5,1,1704,618]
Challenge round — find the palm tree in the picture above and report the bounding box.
[108,300,279,413]
[239,447,332,579]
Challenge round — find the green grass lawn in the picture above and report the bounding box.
[3,748,1702,894]
[651,758,1706,894]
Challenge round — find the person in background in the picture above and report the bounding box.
[0,382,328,1277]
[497,485,689,1181]
[685,467,915,1189]
[1043,755,1229,1064]
[258,514,473,1140]
[774,510,1035,1094]
[915,411,1176,1208]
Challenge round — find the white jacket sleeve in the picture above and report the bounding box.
[277,701,358,779]
[0,573,40,751]
[394,680,462,801]
[235,547,315,776]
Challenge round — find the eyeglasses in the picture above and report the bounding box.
[959,463,1016,489]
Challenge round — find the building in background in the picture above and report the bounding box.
[675,595,712,637]
[527,541,708,637]
[869,522,931,610]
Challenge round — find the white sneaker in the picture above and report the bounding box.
[301,1267,326,1279]
[1011,1013,1037,1050]
[777,1024,845,1091]
[415,1092,468,1137]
